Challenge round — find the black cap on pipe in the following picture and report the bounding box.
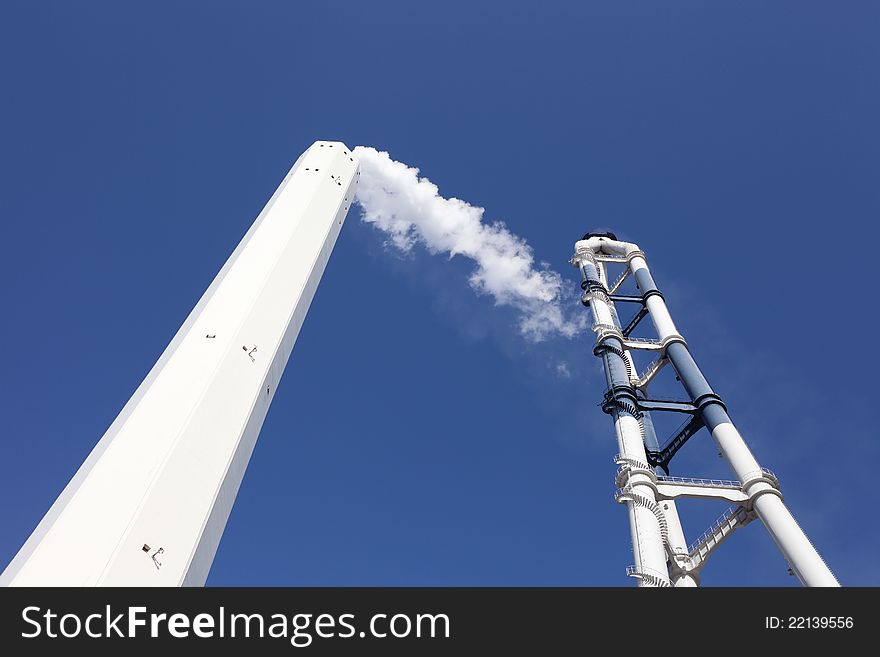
[582,230,618,241]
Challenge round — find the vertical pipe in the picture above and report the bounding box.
[603,265,696,587]
[576,252,670,586]
[638,403,696,586]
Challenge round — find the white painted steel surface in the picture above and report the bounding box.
[1,141,359,586]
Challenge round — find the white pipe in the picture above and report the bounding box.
[575,250,670,586]
[710,422,839,586]
[663,500,698,587]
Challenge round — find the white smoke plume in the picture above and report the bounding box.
[352,146,587,342]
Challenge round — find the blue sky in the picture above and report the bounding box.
[1,1,878,586]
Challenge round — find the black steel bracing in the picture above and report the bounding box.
[608,294,644,304]
[645,415,705,475]
[621,306,649,337]
[600,389,703,473]
[637,399,698,414]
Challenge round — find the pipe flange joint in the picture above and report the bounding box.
[615,463,657,488]
[741,468,782,490]
[601,386,641,415]
[616,476,659,499]
[740,469,784,506]
[583,292,610,308]
[571,246,598,268]
[608,384,639,400]
[659,334,687,353]
[584,289,611,309]
[581,278,606,292]
[594,326,624,346]
[624,249,647,266]
[692,392,726,413]
[745,484,784,506]
[641,288,664,303]
[593,338,625,358]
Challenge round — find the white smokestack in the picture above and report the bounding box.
[352,146,587,342]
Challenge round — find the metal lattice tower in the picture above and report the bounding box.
[571,232,839,587]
